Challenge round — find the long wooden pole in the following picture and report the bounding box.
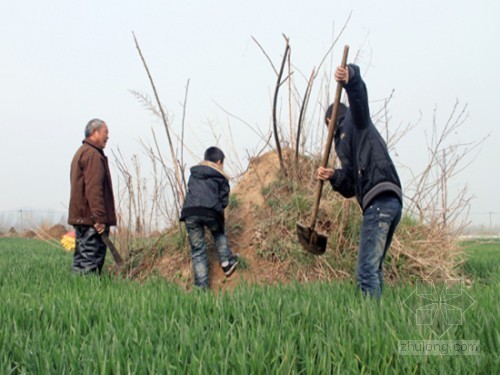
[309,45,349,229]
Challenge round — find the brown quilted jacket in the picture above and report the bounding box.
[68,140,117,226]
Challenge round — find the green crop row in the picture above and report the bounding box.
[1,238,498,374]
[460,239,500,285]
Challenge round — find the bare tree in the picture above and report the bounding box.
[405,101,488,233]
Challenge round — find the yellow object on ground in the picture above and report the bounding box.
[61,231,75,252]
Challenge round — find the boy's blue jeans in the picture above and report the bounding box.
[357,194,402,298]
[184,215,232,289]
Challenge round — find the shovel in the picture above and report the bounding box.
[297,45,349,255]
[101,232,124,266]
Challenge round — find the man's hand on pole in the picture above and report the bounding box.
[317,167,334,181]
[334,66,349,85]
[94,223,106,234]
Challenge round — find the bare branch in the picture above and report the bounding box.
[180,79,190,180]
[251,36,279,76]
[213,100,270,144]
[295,68,315,172]
[315,11,352,77]
[132,31,185,205]
[272,35,291,175]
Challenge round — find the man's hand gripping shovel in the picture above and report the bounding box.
[297,45,349,255]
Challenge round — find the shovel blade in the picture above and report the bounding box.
[296,223,327,255]
[101,233,124,266]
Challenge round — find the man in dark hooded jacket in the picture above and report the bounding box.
[180,147,238,289]
[317,64,402,298]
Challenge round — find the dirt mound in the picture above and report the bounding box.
[152,149,353,290]
[0,227,15,237]
[153,150,286,290]
[212,150,285,288]
[46,224,68,239]
[232,151,281,208]
[142,149,460,290]
[23,230,37,239]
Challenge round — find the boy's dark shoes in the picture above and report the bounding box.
[223,254,239,277]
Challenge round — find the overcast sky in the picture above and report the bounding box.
[1,0,498,227]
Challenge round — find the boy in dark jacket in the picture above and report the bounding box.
[180,147,238,289]
[317,64,402,298]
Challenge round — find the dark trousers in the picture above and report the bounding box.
[72,225,107,274]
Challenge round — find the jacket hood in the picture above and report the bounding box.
[190,161,229,181]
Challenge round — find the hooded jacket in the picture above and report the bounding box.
[68,140,117,226]
[330,64,402,211]
[180,161,230,225]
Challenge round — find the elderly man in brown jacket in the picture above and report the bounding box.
[68,118,116,274]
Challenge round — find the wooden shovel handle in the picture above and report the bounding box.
[309,45,349,229]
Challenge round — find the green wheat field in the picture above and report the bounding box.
[1,238,498,373]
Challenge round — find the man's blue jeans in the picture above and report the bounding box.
[184,215,232,289]
[357,194,402,298]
